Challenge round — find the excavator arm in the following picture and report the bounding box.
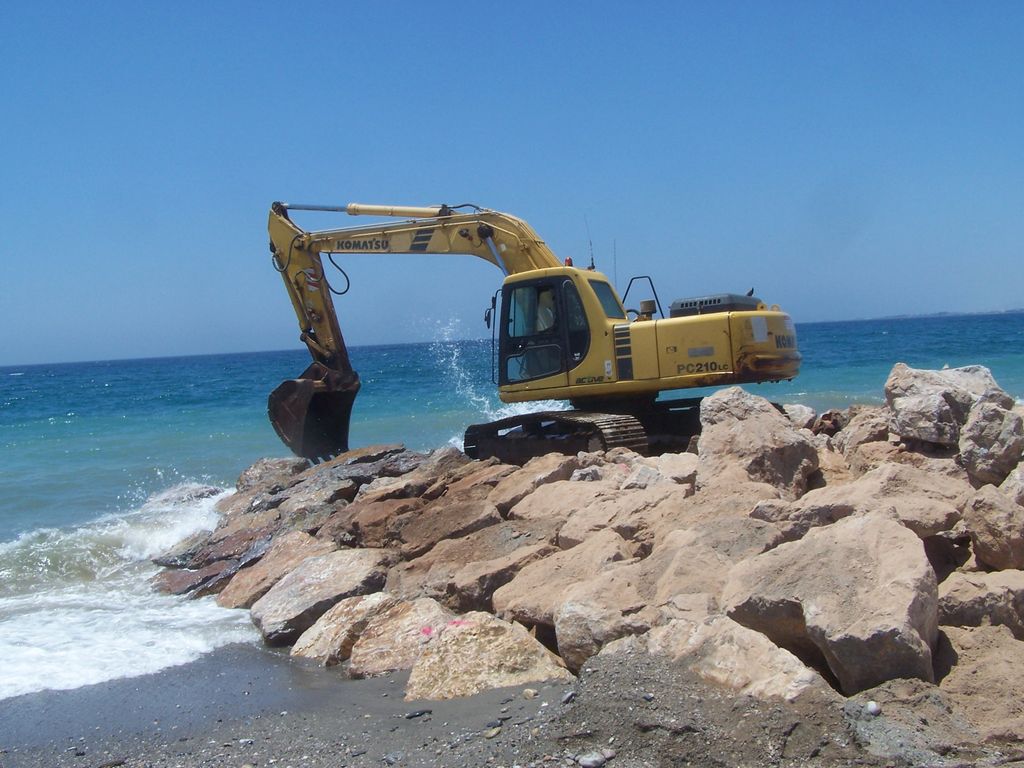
[267,201,562,460]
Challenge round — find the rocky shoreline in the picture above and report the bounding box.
[148,362,1024,766]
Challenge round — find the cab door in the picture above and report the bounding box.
[498,280,570,388]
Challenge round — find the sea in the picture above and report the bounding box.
[1,313,1023,701]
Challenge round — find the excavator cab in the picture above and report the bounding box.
[498,276,593,386]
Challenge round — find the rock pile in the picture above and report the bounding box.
[153,363,1024,747]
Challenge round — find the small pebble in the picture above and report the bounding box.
[405,709,432,719]
[642,693,655,702]
[561,691,576,704]
[865,700,882,717]
[523,688,538,699]
[484,726,502,739]
[576,751,607,768]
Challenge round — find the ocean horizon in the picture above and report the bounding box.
[2,311,1022,700]
[5,308,1024,370]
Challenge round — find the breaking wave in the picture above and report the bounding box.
[0,483,257,700]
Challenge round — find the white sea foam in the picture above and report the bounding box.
[0,483,258,701]
[428,322,568,449]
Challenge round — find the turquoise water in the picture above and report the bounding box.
[0,312,1022,698]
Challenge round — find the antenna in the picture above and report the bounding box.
[584,214,595,270]
[613,239,618,289]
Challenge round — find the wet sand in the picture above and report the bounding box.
[0,642,569,767]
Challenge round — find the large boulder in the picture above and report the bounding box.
[487,453,581,515]
[213,447,417,533]
[552,518,784,669]
[317,496,425,548]
[347,598,455,678]
[250,548,397,646]
[216,531,337,609]
[436,460,517,498]
[448,542,560,613]
[514,474,699,551]
[150,559,235,596]
[505,478,607,523]
[938,570,1024,639]
[751,462,969,541]
[396,487,503,559]
[212,457,309,520]
[557,484,680,549]
[184,525,275,570]
[831,406,891,460]
[697,387,820,499]
[1001,464,1024,506]
[884,363,1013,447]
[722,512,938,695]
[643,472,782,543]
[844,440,970,481]
[641,615,834,702]
[938,625,1024,741]
[404,612,573,700]
[152,529,216,569]
[235,457,311,494]
[642,451,699,488]
[782,403,817,431]
[354,447,468,503]
[961,485,1024,570]
[492,528,635,628]
[269,446,418,515]
[385,519,560,607]
[958,401,1024,486]
[553,598,646,673]
[290,592,401,666]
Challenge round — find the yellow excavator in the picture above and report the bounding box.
[267,202,801,463]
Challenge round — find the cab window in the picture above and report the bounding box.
[507,285,558,338]
[589,280,626,319]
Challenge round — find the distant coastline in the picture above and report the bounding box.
[800,307,1024,325]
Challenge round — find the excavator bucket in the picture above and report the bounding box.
[268,362,360,462]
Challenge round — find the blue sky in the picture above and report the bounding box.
[1,2,1021,366]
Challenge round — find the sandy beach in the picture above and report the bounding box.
[0,642,579,768]
[2,640,893,768]
[9,637,945,768]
